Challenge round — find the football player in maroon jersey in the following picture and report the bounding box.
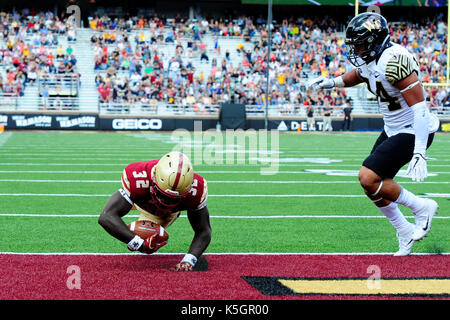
[99,152,211,271]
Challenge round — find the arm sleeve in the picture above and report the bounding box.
[411,100,430,155]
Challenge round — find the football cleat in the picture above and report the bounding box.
[412,198,439,241]
[393,225,415,257]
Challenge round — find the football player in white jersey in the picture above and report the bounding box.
[309,12,440,256]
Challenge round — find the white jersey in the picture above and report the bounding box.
[357,43,439,137]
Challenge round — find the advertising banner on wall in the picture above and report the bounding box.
[99,117,218,131]
[0,114,98,130]
[1,113,448,132]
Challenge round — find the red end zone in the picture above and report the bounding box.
[0,253,449,300]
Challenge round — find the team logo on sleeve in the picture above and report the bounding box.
[385,54,414,84]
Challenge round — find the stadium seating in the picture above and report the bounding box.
[1,10,449,117]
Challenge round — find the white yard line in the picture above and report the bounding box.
[1,179,449,185]
[0,213,448,219]
[0,132,12,147]
[0,170,122,174]
[0,193,448,198]
[0,169,449,175]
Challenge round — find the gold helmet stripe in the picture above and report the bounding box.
[171,152,184,191]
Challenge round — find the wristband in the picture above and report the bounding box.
[181,253,198,267]
[127,235,144,251]
[333,76,345,87]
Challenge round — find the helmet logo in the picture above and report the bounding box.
[362,19,381,32]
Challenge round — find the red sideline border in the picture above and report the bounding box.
[1,253,449,301]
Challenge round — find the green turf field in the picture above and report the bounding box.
[0,131,448,254]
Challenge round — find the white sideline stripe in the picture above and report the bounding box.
[0,252,448,256]
[0,213,448,219]
[0,132,12,147]
[1,163,450,169]
[0,170,122,174]
[0,169,449,175]
[2,159,450,166]
[0,193,366,198]
[0,163,127,166]
[424,193,450,197]
[0,169,450,175]
[1,179,450,185]
[0,179,120,183]
[0,193,449,198]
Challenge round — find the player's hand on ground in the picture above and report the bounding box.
[406,153,428,182]
[308,76,335,89]
[139,234,168,254]
[171,262,193,272]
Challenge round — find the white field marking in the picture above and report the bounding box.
[0,150,282,156]
[0,163,128,166]
[0,193,112,197]
[1,179,450,185]
[0,213,448,219]
[0,147,173,152]
[0,169,449,175]
[0,251,448,256]
[0,179,120,183]
[1,163,450,170]
[0,148,338,152]
[0,193,448,198]
[207,170,450,175]
[0,170,122,174]
[0,132,12,147]
[0,151,450,158]
[304,169,443,178]
[424,193,450,197]
[1,163,450,171]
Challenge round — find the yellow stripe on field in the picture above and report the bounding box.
[279,279,450,295]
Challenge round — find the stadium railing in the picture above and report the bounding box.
[97,102,347,117]
[38,74,80,98]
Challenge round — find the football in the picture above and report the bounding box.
[128,220,169,243]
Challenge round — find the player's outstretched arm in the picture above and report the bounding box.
[396,72,430,182]
[172,206,212,271]
[98,190,135,244]
[308,69,364,89]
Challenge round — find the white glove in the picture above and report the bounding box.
[406,153,428,182]
[308,76,335,89]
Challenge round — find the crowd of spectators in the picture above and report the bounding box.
[1,9,448,115]
[90,12,448,116]
[390,16,450,114]
[0,9,79,108]
[90,14,352,115]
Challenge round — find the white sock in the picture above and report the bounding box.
[395,187,425,214]
[378,202,412,234]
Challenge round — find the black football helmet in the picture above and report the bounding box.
[345,12,390,67]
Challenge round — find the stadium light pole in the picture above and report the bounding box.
[355,0,359,16]
[265,0,273,130]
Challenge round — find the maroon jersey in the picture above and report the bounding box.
[120,160,208,217]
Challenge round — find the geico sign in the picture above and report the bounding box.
[112,119,162,130]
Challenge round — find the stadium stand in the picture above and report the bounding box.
[0,8,449,118]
